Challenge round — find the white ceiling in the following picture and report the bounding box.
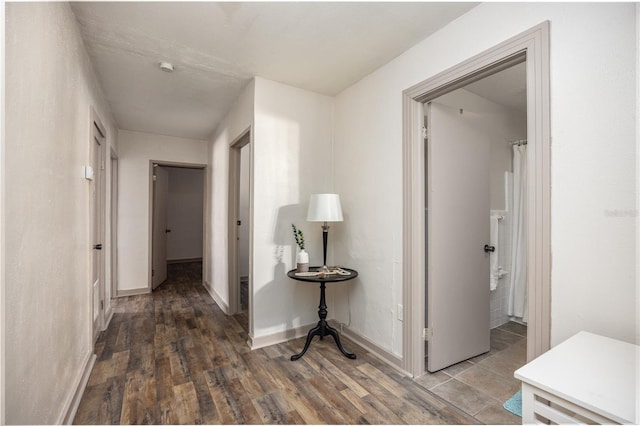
[70,2,478,140]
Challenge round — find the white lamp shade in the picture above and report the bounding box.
[307,194,343,222]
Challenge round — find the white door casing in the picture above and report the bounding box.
[108,150,118,319]
[228,128,252,337]
[402,22,550,377]
[426,101,491,372]
[91,113,106,343]
[152,166,168,289]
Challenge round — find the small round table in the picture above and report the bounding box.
[286,267,358,361]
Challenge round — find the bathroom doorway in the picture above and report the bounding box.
[423,61,528,373]
[402,22,551,378]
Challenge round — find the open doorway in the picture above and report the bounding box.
[228,128,251,335]
[151,163,206,291]
[402,22,551,379]
[424,61,527,374]
[424,58,527,392]
[90,109,106,344]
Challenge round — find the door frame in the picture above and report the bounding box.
[107,148,118,327]
[90,108,106,343]
[151,164,169,289]
[228,127,252,327]
[147,160,207,292]
[402,22,551,376]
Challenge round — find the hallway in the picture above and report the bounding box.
[73,262,478,425]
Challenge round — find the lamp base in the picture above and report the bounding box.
[321,222,330,273]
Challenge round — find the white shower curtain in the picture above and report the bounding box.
[508,144,528,322]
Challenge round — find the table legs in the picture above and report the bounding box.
[291,282,356,361]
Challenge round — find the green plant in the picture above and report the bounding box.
[291,224,305,250]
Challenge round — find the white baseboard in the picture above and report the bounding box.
[328,320,408,376]
[246,318,407,376]
[248,322,315,350]
[60,350,96,425]
[115,287,149,297]
[248,320,408,377]
[103,306,114,331]
[203,280,230,314]
[167,257,203,264]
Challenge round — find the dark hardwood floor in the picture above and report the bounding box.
[74,262,477,425]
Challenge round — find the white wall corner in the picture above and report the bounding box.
[635,3,640,346]
[59,351,96,425]
[207,78,254,317]
[329,320,406,375]
[0,1,5,418]
[250,77,334,339]
[203,280,230,315]
[248,322,316,350]
[635,1,640,348]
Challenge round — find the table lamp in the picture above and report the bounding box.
[307,194,343,273]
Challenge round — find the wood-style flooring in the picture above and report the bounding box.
[74,262,478,425]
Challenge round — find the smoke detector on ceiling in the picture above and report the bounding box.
[159,61,174,73]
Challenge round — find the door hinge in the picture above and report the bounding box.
[423,327,433,341]
[101,161,105,171]
[100,300,104,310]
[152,269,155,277]
[422,126,428,140]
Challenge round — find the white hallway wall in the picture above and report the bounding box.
[252,77,334,342]
[333,2,637,357]
[4,3,118,424]
[166,167,204,261]
[636,3,640,347]
[207,77,336,344]
[117,130,207,292]
[206,79,254,310]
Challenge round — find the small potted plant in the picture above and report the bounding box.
[292,224,309,272]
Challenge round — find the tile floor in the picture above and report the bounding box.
[415,322,527,425]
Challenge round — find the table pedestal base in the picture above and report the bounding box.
[290,282,356,361]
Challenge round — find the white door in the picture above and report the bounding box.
[426,101,491,372]
[91,123,105,342]
[152,166,168,289]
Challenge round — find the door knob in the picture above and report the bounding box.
[484,244,495,253]
[165,229,171,233]
[93,244,102,250]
